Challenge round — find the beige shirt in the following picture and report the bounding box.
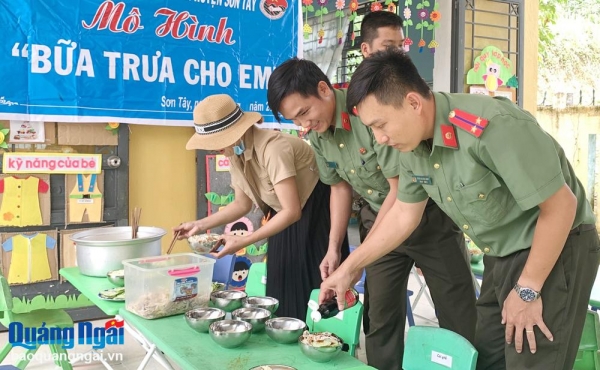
[229,126,319,214]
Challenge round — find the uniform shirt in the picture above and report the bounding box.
[396,92,595,257]
[229,126,319,214]
[308,89,400,212]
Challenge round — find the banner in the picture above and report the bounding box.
[0,0,298,126]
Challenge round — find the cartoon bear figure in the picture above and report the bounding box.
[229,256,252,291]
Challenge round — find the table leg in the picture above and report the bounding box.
[118,317,174,370]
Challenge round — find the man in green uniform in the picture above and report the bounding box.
[322,48,600,369]
[267,53,477,369]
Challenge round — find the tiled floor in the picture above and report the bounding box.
[0,225,443,369]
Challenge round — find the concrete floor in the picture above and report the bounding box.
[0,225,443,369]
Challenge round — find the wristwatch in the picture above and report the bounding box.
[514,283,541,302]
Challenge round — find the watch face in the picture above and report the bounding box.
[519,288,537,302]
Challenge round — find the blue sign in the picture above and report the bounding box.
[0,0,298,125]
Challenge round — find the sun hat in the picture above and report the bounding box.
[185,94,262,150]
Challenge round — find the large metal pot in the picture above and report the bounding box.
[71,226,166,277]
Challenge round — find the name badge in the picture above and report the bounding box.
[412,175,433,185]
[326,161,339,169]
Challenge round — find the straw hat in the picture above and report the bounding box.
[186,94,262,150]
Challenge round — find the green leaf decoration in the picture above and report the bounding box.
[349,12,356,21]
[416,3,423,9]
[507,75,519,88]
[434,22,441,28]
[0,142,7,149]
[0,128,9,135]
[427,25,434,30]
[434,1,439,10]
[385,0,392,5]
[308,5,314,12]
[416,23,422,29]
[205,192,221,205]
[336,9,343,17]
[407,19,414,26]
[315,9,322,16]
[225,193,235,204]
[220,195,230,205]
[423,21,430,27]
[302,5,306,11]
[423,0,430,6]
[322,7,328,14]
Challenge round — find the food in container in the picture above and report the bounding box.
[300,331,342,347]
[188,233,221,254]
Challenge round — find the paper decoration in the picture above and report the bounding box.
[9,121,45,143]
[65,172,104,224]
[303,0,315,39]
[466,46,516,93]
[2,153,102,174]
[0,125,9,149]
[205,192,235,206]
[230,256,252,290]
[215,154,231,172]
[106,122,120,135]
[11,294,92,313]
[1,230,58,285]
[314,0,330,44]
[0,175,50,227]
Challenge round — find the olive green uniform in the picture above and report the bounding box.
[308,89,477,370]
[396,92,600,369]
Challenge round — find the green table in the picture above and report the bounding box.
[59,267,124,316]
[119,308,368,370]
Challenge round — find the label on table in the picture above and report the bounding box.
[431,350,453,368]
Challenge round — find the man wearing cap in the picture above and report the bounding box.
[267,56,476,369]
[176,94,349,320]
[322,48,600,370]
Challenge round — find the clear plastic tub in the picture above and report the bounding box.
[123,253,215,319]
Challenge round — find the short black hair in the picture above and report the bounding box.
[360,11,404,46]
[347,48,431,112]
[267,58,333,122]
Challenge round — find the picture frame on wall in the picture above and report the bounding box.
[469,85,516,103]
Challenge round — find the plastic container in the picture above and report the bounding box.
[123,253,215,319]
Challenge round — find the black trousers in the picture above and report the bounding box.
[475,225,600,370]
[359,199,477,370]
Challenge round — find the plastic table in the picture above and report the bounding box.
[59,267,174,370]
[118,308,368,370]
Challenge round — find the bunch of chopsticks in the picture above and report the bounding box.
[131,207,142,239]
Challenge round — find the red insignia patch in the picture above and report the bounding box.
[440,125,458,149]
[448,109,488,138]
[341,112,351,131]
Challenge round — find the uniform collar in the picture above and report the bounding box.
[431,92,458,151]
[317,88,351,139]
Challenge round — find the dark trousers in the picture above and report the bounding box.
[475,225,600,370]
[359,200,477,370]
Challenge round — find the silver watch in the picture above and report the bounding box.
[514,283,541,302]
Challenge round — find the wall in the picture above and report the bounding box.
[523,0,539,113]
[129,125,198,253]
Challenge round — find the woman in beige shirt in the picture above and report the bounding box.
[175,94,349,319]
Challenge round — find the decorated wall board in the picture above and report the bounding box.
[0,174,51,227]
[205,155,268,291]
[65,172,105,224]
[466,45,518,93]
[1,229,58,285]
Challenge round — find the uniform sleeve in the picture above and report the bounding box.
[46,235,57,249]
[371,130,401,179]
[307,133,343,186]
[263,136,297,185]
[477,114,565,211]
[2,237,12,252]
[396,155,429,203]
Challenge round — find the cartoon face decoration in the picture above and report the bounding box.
[229,256,252,289]
[486,62,501,77]
[260,0,288,20]
[225,217,254,236]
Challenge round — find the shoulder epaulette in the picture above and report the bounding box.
[448,109,488,138]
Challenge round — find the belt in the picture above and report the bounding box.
[569,224,596,235]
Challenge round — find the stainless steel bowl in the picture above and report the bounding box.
[184,308,226,333]
[265,317,306,344]
[231,307,271,333]
[106,269,125,287]
[298,334,343,363]
[209,320,252,348]
[210,290,247,312]
[71,226,165,277]
[242,296,280,314]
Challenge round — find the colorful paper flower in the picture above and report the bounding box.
[3,212,14,221]
[105,122,120,135]
[303,23,313,34]
[0,127,9,149]
[318,0,328,5]
[371,2,383,11]
[302,0,313,5]
[337,29,344,44]
[430,10,441,22]
[403,37,413,51]
[387,4,396,12]
[428,39,439,53]
[403,7,411,19]
[335,0,345,9]
[318,28,325,38]
[418,39,426,47]
[418,9,429,19]
[349,0,359,12]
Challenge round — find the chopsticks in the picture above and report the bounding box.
[131,207,142,239]
[167,230,181,255]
